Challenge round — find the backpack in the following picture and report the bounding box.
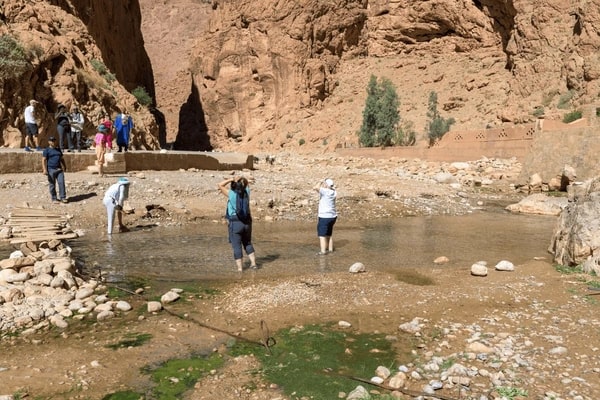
[227,187,251,224]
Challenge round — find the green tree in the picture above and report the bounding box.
[0,34,29,80]
[426,91,455,145]
[358,75,400,147]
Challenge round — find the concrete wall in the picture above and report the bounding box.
[520,126,600,182]
[0,150,254,173]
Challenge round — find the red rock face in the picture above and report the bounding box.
[0,0,159,150]
[2,0,600,153]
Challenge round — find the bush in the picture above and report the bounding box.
[90,59,116,83]
[426,91,455,145]
[563,110,582,123]
[396,120,416,146]
[557,90,575,109]
[132,86,152,106]
[357,75,400,147]
[532,106,545,118]
[298,138,305,146]
[0,34,29,80]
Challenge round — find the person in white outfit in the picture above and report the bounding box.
[23,99,41,151]
[103,177,131,234]
[314,178,337,255]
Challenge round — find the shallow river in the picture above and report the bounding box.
[56,209,557,284]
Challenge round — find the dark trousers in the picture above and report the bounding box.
[57,124,72,150]
[47,168,66,201]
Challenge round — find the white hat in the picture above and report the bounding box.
[325,178,334,188]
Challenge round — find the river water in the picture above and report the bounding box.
[50,209,557,284]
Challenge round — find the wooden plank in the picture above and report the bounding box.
[9,233,79,244]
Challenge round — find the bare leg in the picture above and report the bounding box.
[327,236,334,252]
[235,258,243,272]
[319,236,328,253]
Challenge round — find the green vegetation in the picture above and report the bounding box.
[426,91,455,146]
[299,138,306,146]
[532,106,545,118]
[496,386,528,399]
[106,332,153,350]
[542,89,559,107]
[103,353,224,400]
[396,120,416,146]
[90,59,116,83]
[132,86,153,106]
[0,34,29,80]
[230,324,399,400]
[563,110,582,123]
[553,263,584,274]
[358,75,400,147]
[557,90,575,109]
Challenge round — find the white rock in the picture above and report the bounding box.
[116,300,132,311]
[348,262,366,273]
[147,301,162,312]
[161,290,180,304]
[495,260,515,271]
[338,320,352,328]
[470,263,488,276]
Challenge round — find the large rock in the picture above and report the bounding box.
[549,177,600,273]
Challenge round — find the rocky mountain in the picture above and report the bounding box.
[1,0,599,153]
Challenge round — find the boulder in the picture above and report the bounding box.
[550,177,600,270]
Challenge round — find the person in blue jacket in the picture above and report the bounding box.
[114,111,134,152]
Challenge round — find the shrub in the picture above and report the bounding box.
[563,110,582,123]
[357,75,400,147]
[90,59,116,83]
[426,91,455,145]
[132,86,152,106]
[532,106,545,117]
[0,34,29,80]
[557,90,575,109]
[396,120,416,146]
[298,138,305,146]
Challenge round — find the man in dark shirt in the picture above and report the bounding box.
[42,136,68,203]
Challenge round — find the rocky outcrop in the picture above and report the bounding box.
[0,0,160,150]
[549,178,600,274]
[185,0,600,151]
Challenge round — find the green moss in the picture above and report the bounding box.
[230,324,401,400]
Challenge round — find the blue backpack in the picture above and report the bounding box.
[228,187,251,224]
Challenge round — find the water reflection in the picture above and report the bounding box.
[0,211,557,283]
[57,211,557,283]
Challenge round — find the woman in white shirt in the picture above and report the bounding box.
[314,178,337,255]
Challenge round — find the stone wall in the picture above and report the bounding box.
[0,151,253,174]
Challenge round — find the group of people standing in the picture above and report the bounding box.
[30,100,135,234]
[24,100,135,154]
[217,176,338,271]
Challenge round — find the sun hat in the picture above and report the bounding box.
[325,178,334,188]
[118,177,130,185]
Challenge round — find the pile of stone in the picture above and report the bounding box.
[0,239,134,334]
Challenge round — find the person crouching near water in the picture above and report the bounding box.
[218,176,257,272]
[103,177,131,234]
[314,178,337,255]
[94,124,110,177]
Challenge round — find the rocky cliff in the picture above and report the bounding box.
[1,0,600,154]
[186,0,600,152]
[0,0,159,150]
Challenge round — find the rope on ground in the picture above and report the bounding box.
[106,282,276,354]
